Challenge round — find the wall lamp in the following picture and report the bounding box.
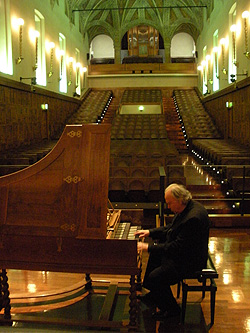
[242,11,250,59]
[75,62,81,88]
[20,76,37,92]
[16,18,24,64]
[33,30,40,71]
[230,25,238,67]
[67,57,74,86]
[59,50,65,80]
[220,38,227,74]
[206,54,213,84]
[48,42,55,77]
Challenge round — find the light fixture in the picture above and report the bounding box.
[59,50,65,80]
[48,42,55,77]
[226,101,233,108]
[230,24,238,66]
[75,62,81,88]
[16,18,24,64]
[220,38,227,74]
[206,54,213,84]
[67,57,74,86]
[33,30,40,71]
[242,11,250,59]
[139,105,144,112]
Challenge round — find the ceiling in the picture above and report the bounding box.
[65,0,214,45]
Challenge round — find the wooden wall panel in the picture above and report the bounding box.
[0,78,80,153]
[203,80,250,147]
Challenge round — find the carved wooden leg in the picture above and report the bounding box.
[128,275,137,328]
[85,273,92,290]
[136,262,142,291]
[1,269,11,320]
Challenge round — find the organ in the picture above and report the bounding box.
[0,124,141,329]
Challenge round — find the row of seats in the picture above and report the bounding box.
[191,138,250,196]
[109,175,186,203]
[0,140,57,176]
[110,166,184,178]
[174,90,221,139]
[121,89,162,103]
[111,114,168,139]
[110,139,179,159]
[67,89,113,124]
[192,139,250,165]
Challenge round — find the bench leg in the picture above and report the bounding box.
[210,288,216,325]
[177,281,181,298]
[181,288,188,324]
[202,280,206,299]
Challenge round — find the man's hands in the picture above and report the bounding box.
[134,229,150,252]
[137,241,149,252]
[134,229,150,238]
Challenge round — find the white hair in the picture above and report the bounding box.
[165,183,192,205]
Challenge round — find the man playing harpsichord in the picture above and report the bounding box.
[135,183,210,320]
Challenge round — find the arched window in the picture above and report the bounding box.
[0,0,12,75]
[90,35,114,59]
[34,9,46,86]
[171,33,195,62]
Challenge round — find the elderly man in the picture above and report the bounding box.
[135,183,210,320]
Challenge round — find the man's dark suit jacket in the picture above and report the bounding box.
[148,200,210,277]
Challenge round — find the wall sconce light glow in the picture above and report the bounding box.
[220,38,226,45]
[230,24,237,33]
[139,105,144,112]
[16,18,24,64]
[201,60,206,67]
[197,65,203,71]
[82,66,87,73]
[242,11,250,59]
[242,11,249,19]
[213,47,218,53]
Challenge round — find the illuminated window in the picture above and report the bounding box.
[0,0,12,75]
[34,9,46,86]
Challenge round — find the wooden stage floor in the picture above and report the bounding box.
[1,228,250,332]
